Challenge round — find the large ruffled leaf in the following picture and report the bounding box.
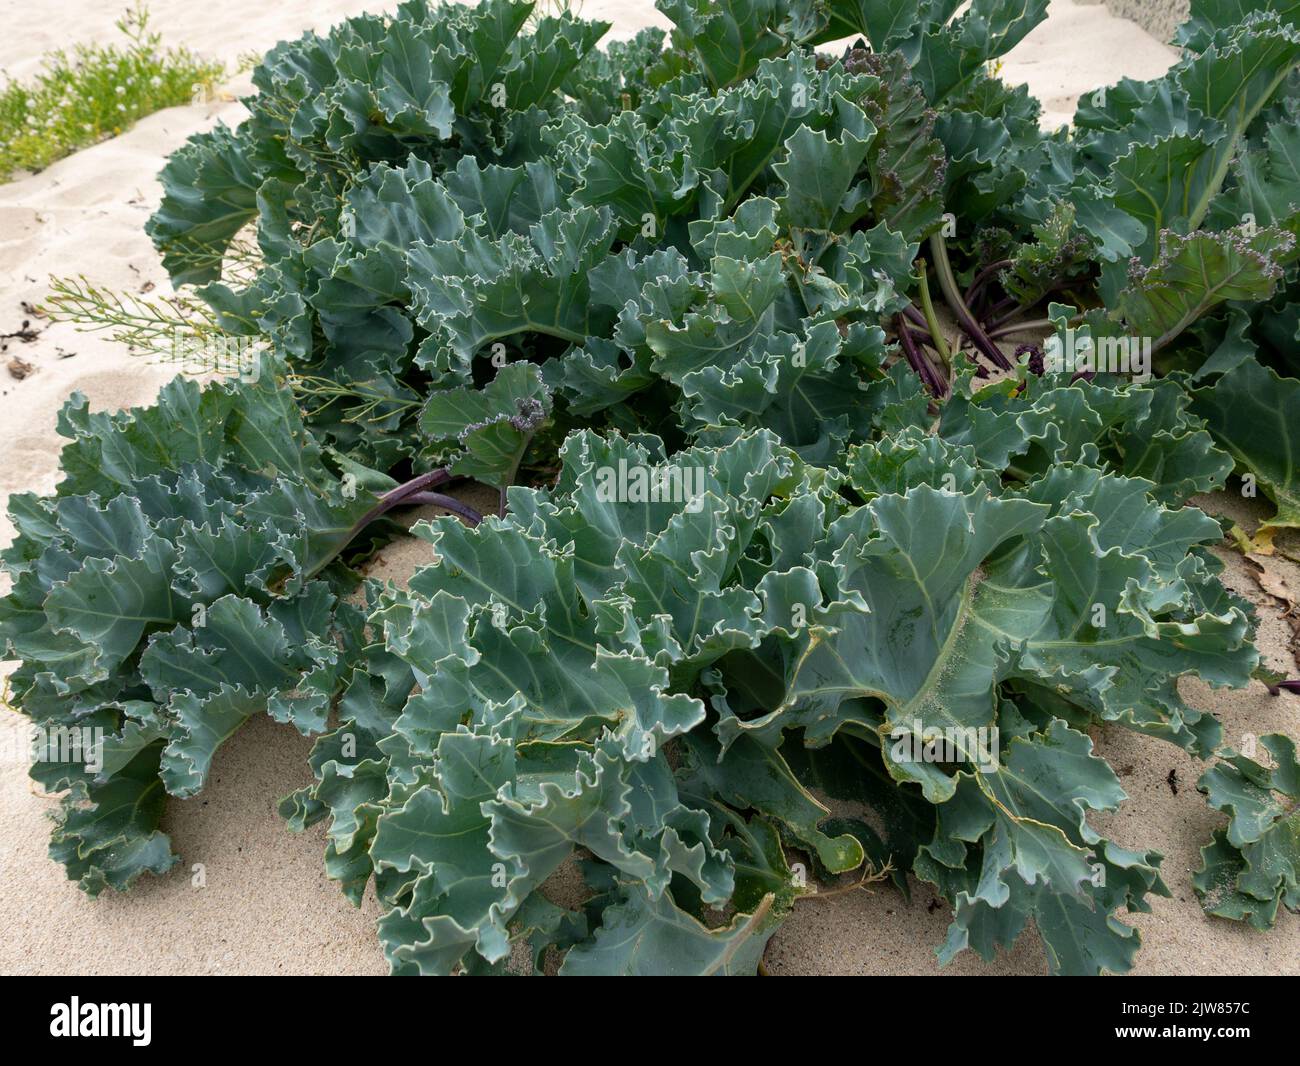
[558,880,778,975]
[408,203,618,375]
[1194,734,1300,929]
[1112,226,1295,352]
[916,722,1169,976]
[1191,357,1300,533]
[47,746,179,899]
[419,361,551,489]
[145,125,262,286]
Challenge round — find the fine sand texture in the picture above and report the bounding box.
[2,2,1295,976]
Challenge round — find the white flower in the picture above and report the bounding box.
[150,75,162,88]
[115,85,126,96]
[117,102,127,112]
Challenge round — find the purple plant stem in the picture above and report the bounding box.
[386,467,454,500]
[353,468,455,531]
[406,492,484,525]
[984,281,1074,333]
[303,468,456,580]
[927,234,1013,371]
[902,304,929,331]
[901,303,948,358]
[898,306,936,346]
[988,318,1055,340]
[981,297,1020,330]
[896,315,946,397]
[1268,679,1300,696]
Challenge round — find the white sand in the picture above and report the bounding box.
[5,2,1294,977]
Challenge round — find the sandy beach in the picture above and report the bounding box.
[1,0,1294,976]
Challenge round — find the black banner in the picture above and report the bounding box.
[2,974,1293,1050]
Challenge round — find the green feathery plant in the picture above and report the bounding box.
[0,4,224,181]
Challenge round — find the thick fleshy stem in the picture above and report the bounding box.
[360,468,455,528]
[988,318,1054,340]
[981,296,1020,328]
[984,280,1076,333]
[406,492,484,525]
[895,315,946,397]
[303,468,458,581]
[902,303,930,332]
[917,336,949,396]
[927,233,1013,371]
[904,304,961,359]
[898,306,937,347]
[914,259,952,375]
[1267,679,1300,696]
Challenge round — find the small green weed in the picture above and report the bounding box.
[0,4,223,181]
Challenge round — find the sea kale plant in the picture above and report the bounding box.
[6,0,1300,974]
